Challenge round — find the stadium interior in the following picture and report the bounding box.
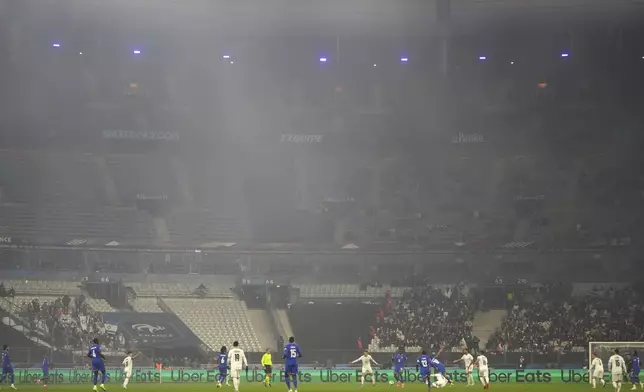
[1,0,644,389]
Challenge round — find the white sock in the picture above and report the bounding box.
[479,377,485,385]
[484,376,490,385]
[123,377,129,387]
[233,377,240,391]
[593,378,597,388]
[468,374,474,385]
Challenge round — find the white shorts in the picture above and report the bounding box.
[432,374,448,388]
[124,370,132,378]
[593,369,604,378]
[478,368,489,378]
[231,367,243,378]
[465,366,473,375]
[362,366,373,375]
[612,373,623,383]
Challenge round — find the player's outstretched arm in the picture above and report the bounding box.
[372,358,380,366]
[351,357,363,364]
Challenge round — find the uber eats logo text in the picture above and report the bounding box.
[13,368,595,384]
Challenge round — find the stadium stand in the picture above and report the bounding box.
[372,284,475,353]
[162,298,262,352]
[130,297,163,313]
[487,284,644,353]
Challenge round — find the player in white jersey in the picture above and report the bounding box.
[228,341,248,392]
[122,351,139,389]
[351,350,380,386]
[591,352,606,389]
[609,349,628,392]
[475,350,490,389]
[430,373,449,388]
[454,348,475,387]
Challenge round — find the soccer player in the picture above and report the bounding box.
[392,348,407,388]
[591,352,607,388]
[122,351,139,389]
[416,351,432,391]
[228,341,248,392]
[41,352,50,389]
[261,348,273,387]
[454,348,475,387]
[429,351,453,386]
[430,373,449,389]
[0,345,17,390]
[283,337,302,392]
[474,350,490,389]
[217,346,230,388]
[631,351,642,390]
[88,338,107,391]
[609,349,628,392]
[351,350,380,387]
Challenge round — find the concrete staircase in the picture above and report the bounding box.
[274,308,294,339]
[153,217,171,242]
[472,309,506,348]
[248,309,276,351]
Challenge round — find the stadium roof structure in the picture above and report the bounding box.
[14,0,644,37]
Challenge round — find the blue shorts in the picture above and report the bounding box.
[42,370,49,377]
[437,365,446,375]
[2,366,13,374]
[420,371,429,381]
[285,364,298,375]
[219,367,228,376]
[394,367,404,373]
[92,361,105,372]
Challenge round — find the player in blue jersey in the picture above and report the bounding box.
[632,351,642,390]
[87,338,107,391]
[216,346,230,388]
[417,351,432,390]
[429,350,453,386]
[0,344,17,390]
[283,337,302,392]
[392,347,407,387]
[41,352,50,389]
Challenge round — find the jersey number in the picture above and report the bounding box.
[235,354,240,362]
[481,359,487,366]
[421,360,428,367]
[91,350,97,358]
[290,349,297,358]
[616,360,621,367]
[220,357,226,364]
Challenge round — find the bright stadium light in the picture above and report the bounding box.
[52,43,61,48]
[561,53,569,58]
[479,56,487,60]
[222,54,230,59]
[133,50,141,55]
[400,57,408,63]
[319,57,328,63]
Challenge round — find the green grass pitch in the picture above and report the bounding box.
[3,383,607,392]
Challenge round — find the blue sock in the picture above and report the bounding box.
[293,374,298,389]
[93,371,98,385]
[443,373,452,383]
[0,373,5,384]
[285,375,291,390]
[101,371,106,384]
[9,373,14,384]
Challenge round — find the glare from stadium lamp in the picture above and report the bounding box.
[561,53,569,58]
[400,57,408,63]
[79,52,83,55]
[373,63,377,67]
[133,50,141,55]
[479,56,487,61]
[510,61,515,65]
[52,43,61,48]
[319,57,328,63]
[222,54,231,59]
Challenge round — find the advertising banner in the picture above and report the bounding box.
[101,312,200,349]
[11,368,596,384]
